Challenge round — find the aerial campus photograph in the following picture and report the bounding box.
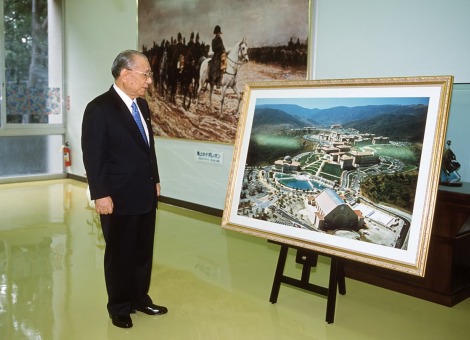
[237,96,430,250]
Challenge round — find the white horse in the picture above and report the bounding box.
[197,38,249,116]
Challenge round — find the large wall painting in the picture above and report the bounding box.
[138,0,310,143]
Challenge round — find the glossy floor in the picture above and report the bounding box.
[1,179,469,340]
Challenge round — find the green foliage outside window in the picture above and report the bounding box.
[4,0,48,86]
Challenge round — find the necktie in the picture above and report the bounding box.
[131,101,148,145]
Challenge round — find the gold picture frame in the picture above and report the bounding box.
[222,76,453,276]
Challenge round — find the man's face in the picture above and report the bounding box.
[120,55,152,99]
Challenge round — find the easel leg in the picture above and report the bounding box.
[337,260,346,295]
[270,245,288,303]
[326,258,339,323]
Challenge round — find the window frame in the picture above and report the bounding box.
[0,0,65,137]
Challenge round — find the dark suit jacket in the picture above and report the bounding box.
[82,86,159,215]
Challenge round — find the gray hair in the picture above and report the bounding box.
[111,50,146,79]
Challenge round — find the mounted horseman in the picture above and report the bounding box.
[209,25,226,87]
[174,32,186,75]
[151,39,165,93]
[164,33,183,103]
[181,32,198,109]
[197,29,249,116]
[158,40,170,96]
[192,33,205,95]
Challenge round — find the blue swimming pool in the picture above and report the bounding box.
[276,174,324,191]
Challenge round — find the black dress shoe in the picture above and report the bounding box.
[109,314,133,328]
[135,304,168,315]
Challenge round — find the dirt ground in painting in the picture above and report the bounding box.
[147,61,306,144]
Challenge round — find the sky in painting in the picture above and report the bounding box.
[256,97,430,110]
[138,0,310,50]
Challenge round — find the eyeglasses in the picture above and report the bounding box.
[129,69,153,79]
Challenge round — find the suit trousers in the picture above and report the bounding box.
[100,209,156,316]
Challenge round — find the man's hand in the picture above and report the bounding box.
[95,196,114,215]
[156,183,161,197]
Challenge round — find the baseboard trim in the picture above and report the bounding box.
[67,174,223,217]
[0,173,66,184]
[68,173,87,183]
[158,196,223,217]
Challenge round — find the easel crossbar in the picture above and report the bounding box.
[280,275,329,296]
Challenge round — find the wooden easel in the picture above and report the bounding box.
[269,241,346,323]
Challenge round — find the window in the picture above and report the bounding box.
[0,135,64,177]
[1,0,63,126]
[1,0,64,180]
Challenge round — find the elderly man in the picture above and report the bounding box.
[82,50,167,329]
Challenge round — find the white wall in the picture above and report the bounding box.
[312,0,470,182]
[65,0,470,211]
[64,0,138,179]
[312,0,470,82]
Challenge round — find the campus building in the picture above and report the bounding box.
[304,188,364,230]
[274,155,301,173]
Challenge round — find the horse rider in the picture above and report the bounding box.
[194,33,204,62]
[210,25,226,86]
[185,32,196,67]
[174,32,186,73]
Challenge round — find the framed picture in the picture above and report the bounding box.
[138,0,310,143]
[222,76,453,276]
